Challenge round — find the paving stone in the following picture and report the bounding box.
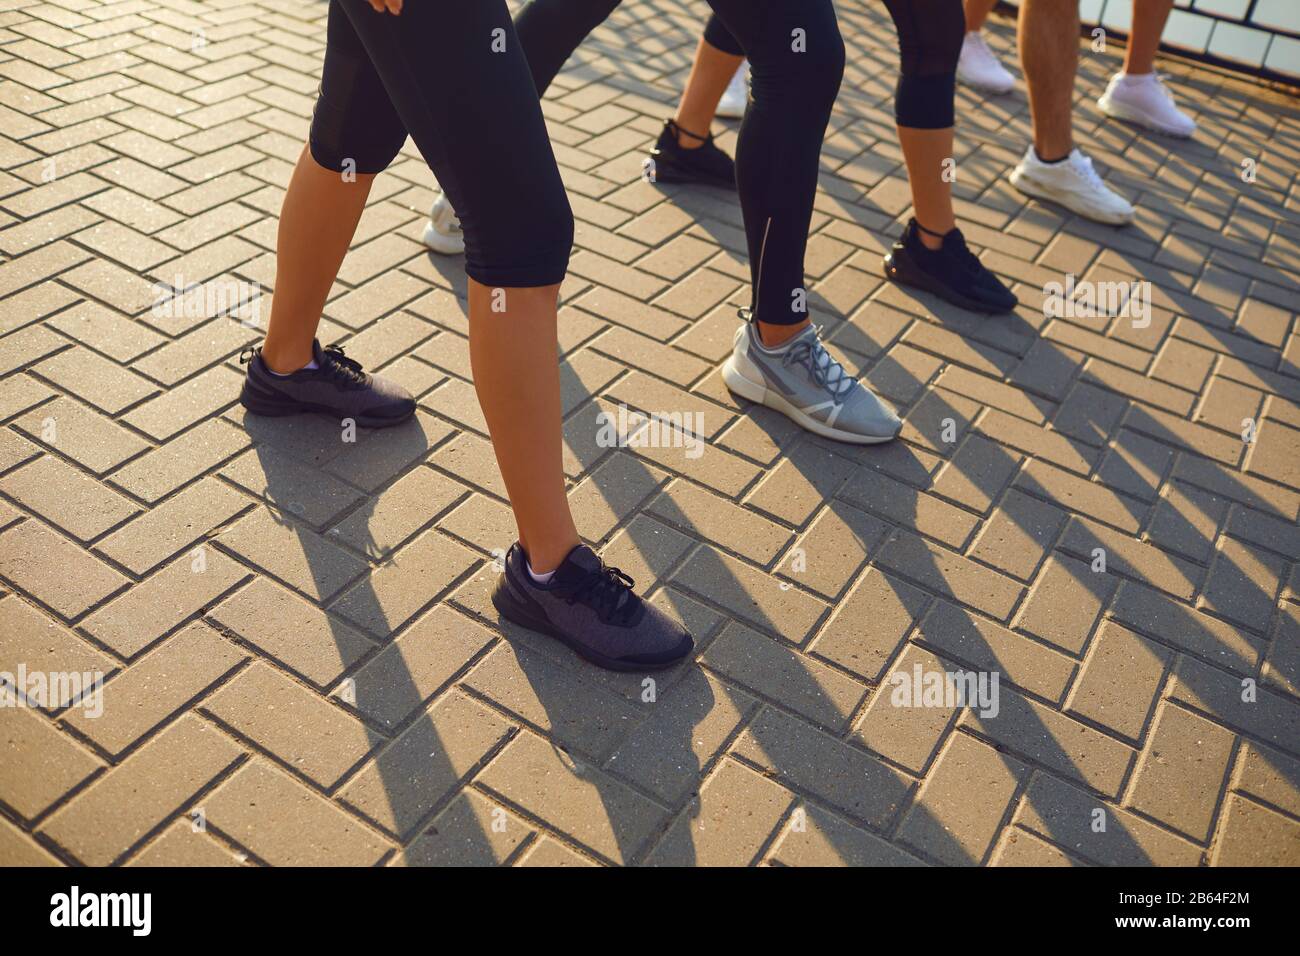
[221,444,364,529]
[876,530,1023,622]
[0,453,138,541]
[1167,654,1300,758]
[339,690,513,840]
[125,819,246,867]
[477,731,667,865]
[0,520,127,620]
[82,548,248,658]
[918,599,1076,703]
[40,714,241,866]
[66,621,248,757]
[343,604,493,730]
[1233,742,1300,819]
[1127,703,1236,842]
[393,790,530,866]
[215,506,366,604]
[107,416,249,502]
[701,622,865,733]
[204,758,390,866]
[1111,580,1262,675]
[840,465,978,550]
[329,466,465,559]
[1065,621,1171,743]
[1210,795,1300,866]
[672,545,827,644]
[1015,459,1146,533]
[95,476,248,574]
[735,706,910,828]
[897,732,1025,866]
[0,704,103,821]
[768,803,926,866]
[968,488,1066,581]
[203,661,380,789]
[645,759,793,866]
[647,480,791,566]
[1013,772,1201,866]
[14,395,149,475]
[1198,535,1286,634]
[782,500,888,599]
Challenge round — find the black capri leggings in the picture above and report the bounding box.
[309,0,574,287]
[515,1,744,98]
[882,0,964,130]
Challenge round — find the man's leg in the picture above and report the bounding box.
[1097,0,1196,137]
[1019,0,1077,162]
[964,0,999,32]
[1124,0,1175,75]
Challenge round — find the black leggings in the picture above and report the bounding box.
[515,1,744,97]
[309,0,843,323]
[882,0,964,130]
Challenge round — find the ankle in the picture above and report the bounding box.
[670,118,709,150]
[260,344,314,375]
[524,535,580,576]
[914,219,952,251]
[756,319,809,349]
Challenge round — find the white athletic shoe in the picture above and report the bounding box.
[1098,72,1197,138]
[716,61,749,119]
[1008,146,1135,225]
[422,191,464,255]
[956,31,1015,94]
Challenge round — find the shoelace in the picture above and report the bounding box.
[1068,151,1106,190]
[782,329,856,404]
[939,228,987,278]
[563,562,638,626]
[319,344,368,387]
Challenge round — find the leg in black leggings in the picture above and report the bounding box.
[703,0,846,328]
[514,2,744,98]
[311,0,573,285]
[882,0,964,130]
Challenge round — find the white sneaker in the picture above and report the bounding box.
[716,61,748,119]
[1008,146,1135,225]
[422,191,464,255]
[956,31,1015,94]
[1098,72,1196,138]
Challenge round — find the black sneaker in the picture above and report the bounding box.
[239,339,415,428]
[884,219,1018,314]
[491,542,693,672]
[646,119,736,189]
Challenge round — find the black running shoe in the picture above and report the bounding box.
[239,339,415,428]
[884,219,1018,314]
[646,119,736,189]
[491,542,693,672]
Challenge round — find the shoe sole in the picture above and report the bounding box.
[652,167,736,189]
[240,384,415,430]
[1098,94,1195,139]
[422,221,465,256]
[1008,167,1134,226]
[721,357,897,446]
[490,574,691,673]
[883,248,1015,314]
[956,72,1015,95]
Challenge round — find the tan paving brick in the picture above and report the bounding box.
[1210,795,1300,866]
[13,395,149,475]
[125,819,246,867]
[1111,581,1262,675]
[477,730,667,865]
[40,714,242,865]
[95,476,248,574]
[215,506,366,603]
[1,453,138,541]
[735,706,910,828]
[897,732,1025,866]
[107,416,249,502]
[339,690,513,840]
[0,704,103,821]
[204,758,389,866]
[1127,703,1236,842]
[876,530,1023,622]
[393,790,530,867]
[810,568,928,682]
[67,621,247,756]
[0,519,126,620]
[645,758,792,866]
[672,545,827,644]
[1013,772,1201,866]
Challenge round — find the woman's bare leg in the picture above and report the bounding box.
[467,281,580,573]
[672,37,744,147]
[899,126,957,250]
[262,144,374,374]
[964,0,999,32]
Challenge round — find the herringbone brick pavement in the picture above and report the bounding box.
[1,0,1298,867]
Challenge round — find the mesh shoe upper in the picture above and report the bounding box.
[241,339,415,423]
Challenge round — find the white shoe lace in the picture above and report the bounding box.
[782,327,856,404]
[1068,151,1109,193]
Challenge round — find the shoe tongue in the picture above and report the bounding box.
[553,544,602,587]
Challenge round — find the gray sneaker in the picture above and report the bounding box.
[720,316,901,444]
[239,339,415,428]
[491,542,693,672]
